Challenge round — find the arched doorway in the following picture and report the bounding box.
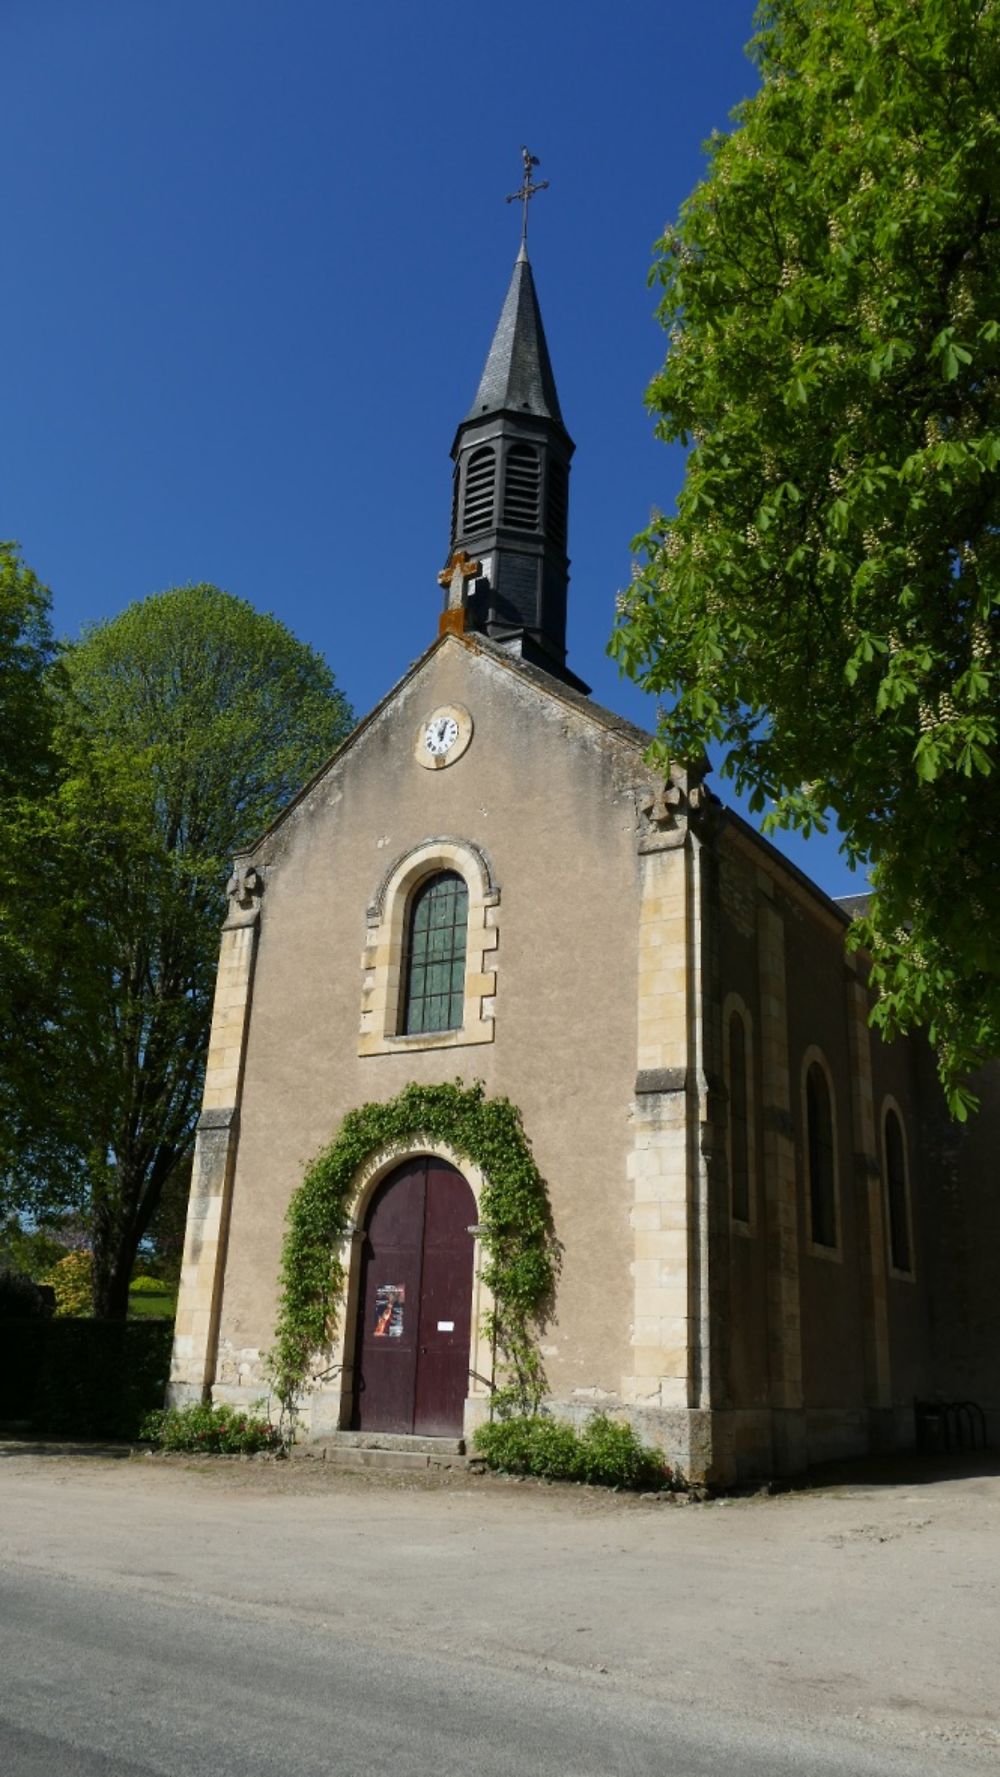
[352,1155,477,1436]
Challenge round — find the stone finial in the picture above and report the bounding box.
[637,783,683,829]
[636,775,708,852]
[224,861,264,929]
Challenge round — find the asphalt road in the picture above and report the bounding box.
[0,1565,976,1777]
[1,1449,997,1776]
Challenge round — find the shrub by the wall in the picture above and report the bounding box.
[474,1413,672,1491]
[140,1401,283,1455]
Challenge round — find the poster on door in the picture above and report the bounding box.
[373,1283,405,1338]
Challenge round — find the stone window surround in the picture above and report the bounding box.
[359,837,499,1057]
[722,992,757,1236]
[800,1044,844,1263]
[880,1095,917,1283]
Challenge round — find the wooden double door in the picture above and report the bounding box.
[352,1156,476,1437]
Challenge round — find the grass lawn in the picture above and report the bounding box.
[127,1287,177,1320]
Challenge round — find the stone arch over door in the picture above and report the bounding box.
[312,1140,495,1440]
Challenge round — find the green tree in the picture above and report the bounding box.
[0,544,63,1204]
[611,0,1000,1115]
[1,584,353,1316]
[0,1216,67,1281]
[0,541,57,800]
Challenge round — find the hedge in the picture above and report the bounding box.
[0,1319,173,1439]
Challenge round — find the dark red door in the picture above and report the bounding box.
[353,1157,476,1436]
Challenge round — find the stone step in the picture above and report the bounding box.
[290,1431,467,1472]
[325,1431,466,1456]
[328,1448,450,1473]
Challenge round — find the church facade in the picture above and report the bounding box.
[167,242,998,1484]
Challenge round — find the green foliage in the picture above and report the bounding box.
[474,1413,672,1491]
[0,583,353,1314]
[140,1401,283,1455]
[129,1274,172,1295]
[269,1081,557,1419]
[0,541,57,804]
[0,1319,172,1437]
[43,1250,94,1317]
[0,1216,67,1281]
[611,0,1000,1111]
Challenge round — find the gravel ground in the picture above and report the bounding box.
[1,1443,998,1770]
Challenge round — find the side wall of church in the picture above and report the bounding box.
[203,640,654,1427]
[712,842,769,1418]
[713,827,943,1477]
[872,1025,930,1417]
[921,1055,1000,1430]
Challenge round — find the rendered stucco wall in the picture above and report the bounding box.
[207,637,659,1424]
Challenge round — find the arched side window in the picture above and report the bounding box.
[402,872,469,1035]
[359,839,498,1057]
[804,1054,839,1252]
[502,443,540,531]
[462,446,496,536]
[724,1000,754,1228]
[882,1102,914,1278]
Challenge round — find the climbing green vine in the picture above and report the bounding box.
[268,1082,557,1420]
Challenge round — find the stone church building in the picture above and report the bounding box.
[168,239,998,1484]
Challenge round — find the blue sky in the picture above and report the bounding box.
[2,0,860,896]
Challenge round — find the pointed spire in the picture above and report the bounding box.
[444,218,587,695]
[466,249,564,425]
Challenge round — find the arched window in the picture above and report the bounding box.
[806,1061,837,1248]
[359,839,498,1057]
[462,447,496,536]
[502,443,540,531]
[402,872,469,1035]
[728,1011,751,1224]
[883,1107,912,1274]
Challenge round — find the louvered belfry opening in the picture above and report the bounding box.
[502,443,540,531]
[462,445,496,536]
[545,458,568,555]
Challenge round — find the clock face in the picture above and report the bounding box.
[424,714,459,757]
[414,704,473,769]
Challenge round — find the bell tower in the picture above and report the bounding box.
[443,152,588,693]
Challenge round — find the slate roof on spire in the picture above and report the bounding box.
[466,247,564,426]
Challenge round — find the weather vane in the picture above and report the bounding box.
[506,146,549,248]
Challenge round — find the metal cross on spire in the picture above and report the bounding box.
[506,146,549,249]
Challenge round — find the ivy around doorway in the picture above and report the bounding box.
[269,1081,557,1420]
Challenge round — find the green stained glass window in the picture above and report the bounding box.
[402,872,469,1035]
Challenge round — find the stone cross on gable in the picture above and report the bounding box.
[437,549,481,611]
